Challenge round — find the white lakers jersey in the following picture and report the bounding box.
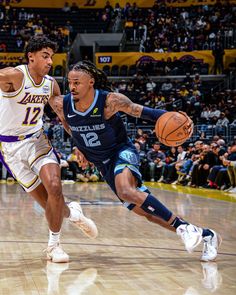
[0,65,54,136]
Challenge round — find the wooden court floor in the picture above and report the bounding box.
[0,181,235,295]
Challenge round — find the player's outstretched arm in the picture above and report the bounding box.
[48,79,71,135]
[105,92,166,121]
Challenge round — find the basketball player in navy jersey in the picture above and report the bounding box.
[59,61,220,261]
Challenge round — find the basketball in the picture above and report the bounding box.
[155,112,192,147]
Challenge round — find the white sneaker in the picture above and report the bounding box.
[229,187,236,193]
[172,180,178,185]
[176,224,203,253]
[224,186,233,192]
[69,202,98,239]
[201,230,222,262]
[201,262,222,292]
[45,243,69,263]
[157,176,164,182]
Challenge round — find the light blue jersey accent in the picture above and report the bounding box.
[70,90,99,116]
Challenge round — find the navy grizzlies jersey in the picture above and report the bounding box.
[63,89,130,168]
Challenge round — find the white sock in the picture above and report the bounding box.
[48,230,61,247]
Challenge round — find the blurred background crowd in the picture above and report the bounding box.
[0,0,236,193]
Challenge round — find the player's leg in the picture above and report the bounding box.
[132,206,175,232]
[115,168,220,260]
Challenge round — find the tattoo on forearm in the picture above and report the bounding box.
[106,93,142,117]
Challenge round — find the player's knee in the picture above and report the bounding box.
[117,187,137,203]
[46,176,62,196]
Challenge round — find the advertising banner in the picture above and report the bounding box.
[96,50,236,73]
[8,0,236,8]
[0,53,67,67]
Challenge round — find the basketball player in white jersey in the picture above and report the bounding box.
[0,36,98,263]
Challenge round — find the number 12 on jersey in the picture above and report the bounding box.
[22,107,41,126]
[80,132,101,147]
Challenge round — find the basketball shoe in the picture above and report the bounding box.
[68,202,98,239]
[176,224,203,253]
[45,243,69,263]
[201,230,222,262]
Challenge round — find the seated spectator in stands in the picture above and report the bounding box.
[193,73,202,88]
[125,18,134,40]
[191,144,220,187]
[135,129,148,151]
[62,2,71,13]
[10,24,18,36]
[192,85,201,97]
[77,163,100,182]
[114,3,122,16]
[146,78,156,92]
[147,142,166,182]
[164,57,173,75]
[175,143,195,184]
[118,80,127,93]
[67,147,81,181]
[158,147,177,183]
[162,146,187,184]
[71,2,79,13]
[179,85,189,99]
[161,79,173,94]
[16,37,24,51]
[216,112,229,133]
[208,105,221,124]
[200,106,210,123]
[222,147,236,193]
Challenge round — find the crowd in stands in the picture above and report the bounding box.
[110,72,236,128]
[122,1,236,53]
[0,1,110,53]
[134,132,236,193]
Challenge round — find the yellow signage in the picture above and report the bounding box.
[7,0,236,8]
[0,53,66,67]
[96,50,236,74]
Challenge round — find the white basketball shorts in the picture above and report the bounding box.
[1,131,59,192]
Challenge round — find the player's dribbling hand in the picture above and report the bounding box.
[178,111,194,138]
[75,148,89,170]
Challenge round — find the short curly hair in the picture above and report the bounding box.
[24,35,58,62]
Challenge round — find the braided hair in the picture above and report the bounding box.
[70,60,111,91]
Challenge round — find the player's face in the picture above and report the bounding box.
[68,70,94,102]
[28,47,54,76]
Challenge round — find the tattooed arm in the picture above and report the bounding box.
[104,92,166,121]
[104,92,143,119]
[48,79,71,136]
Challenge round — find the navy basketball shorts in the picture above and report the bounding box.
[100,145,150,210]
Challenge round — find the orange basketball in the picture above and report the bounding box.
[155,112,191,147]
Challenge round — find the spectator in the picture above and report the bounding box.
[67,147,81,181]
[71,2,79,13]
[62,2,71,13]
[212,41,225,74]
[147,142,166,182]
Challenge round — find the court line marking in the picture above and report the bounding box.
[0,240,235,257]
